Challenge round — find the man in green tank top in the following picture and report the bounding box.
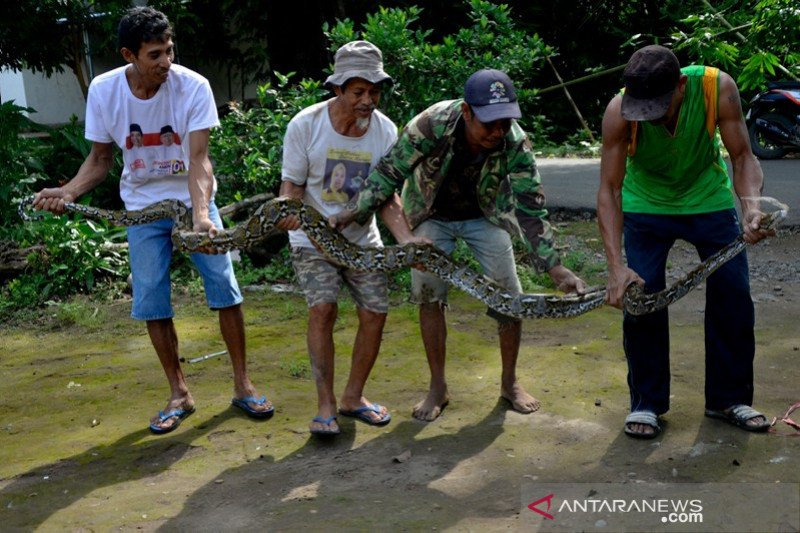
[597,45,775,438]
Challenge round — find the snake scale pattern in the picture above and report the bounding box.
[19,195,787,319]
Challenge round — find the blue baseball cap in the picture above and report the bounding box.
[464,68,521,123]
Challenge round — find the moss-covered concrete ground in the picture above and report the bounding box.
[1,232,798,531]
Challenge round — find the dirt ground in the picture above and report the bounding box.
[0,227,798,531]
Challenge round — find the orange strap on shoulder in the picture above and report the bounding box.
[702,66,720,139]
[628,121,638,157]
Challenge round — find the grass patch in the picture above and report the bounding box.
[279,356,312,379]
[49,300,104,329]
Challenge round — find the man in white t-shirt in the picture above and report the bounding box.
[33,6,274,434]
[276,41,422,436]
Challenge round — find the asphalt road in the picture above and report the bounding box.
[538,158,799,225]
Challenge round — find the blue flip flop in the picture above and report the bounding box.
[231,395,275,419]
[149,406,195,435]
[310,415,340,436]
[339,403,391,426]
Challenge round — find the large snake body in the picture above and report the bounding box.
[19,196,787,319]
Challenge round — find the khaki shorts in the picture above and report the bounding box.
[291,247,388,314]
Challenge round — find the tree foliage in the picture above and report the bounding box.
[670,0,800,91]
[0,0,272,98]
[324,0,552,131]
[0,1,132,98]
[0,102,49,228]
[4,0,800,311]
[211,75,327,203]
[209,0,556,203]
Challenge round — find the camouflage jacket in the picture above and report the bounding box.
[354,99,560,272]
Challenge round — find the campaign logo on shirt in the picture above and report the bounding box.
[125,123,186,179]
[321,148,371,205]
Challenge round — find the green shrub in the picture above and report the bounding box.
[210,1,556,207]
[39,116,123,210]
[233,247,296,286]
[211,75,328,204]
[324,0,552,131]
[672,0,800,92]
[2,106,128,314]
[50,300,104,329]
[0,101,49,228]
[2,215,127,310]
[1,104,124,230]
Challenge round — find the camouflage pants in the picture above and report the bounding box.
[291,247,388,313]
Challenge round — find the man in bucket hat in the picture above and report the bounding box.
[332,68,586,422]
[276,41,422,436]
[597,44,774,438]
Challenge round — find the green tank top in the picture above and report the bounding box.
[622,65,734,214]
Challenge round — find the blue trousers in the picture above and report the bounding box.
[623,209,755,415]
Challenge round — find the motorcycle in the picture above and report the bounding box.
[746,80,800,159]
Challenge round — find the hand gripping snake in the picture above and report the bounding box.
[19,195,787,319]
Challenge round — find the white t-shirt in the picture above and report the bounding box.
[85,64,219,210]
[282,100,397,248]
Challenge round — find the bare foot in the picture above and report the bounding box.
[412,389,450,421]
[150,395,195,432]
[500,382,540,414]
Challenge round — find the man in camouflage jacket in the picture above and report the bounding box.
[354,100,561,271]
[335,69,586,421]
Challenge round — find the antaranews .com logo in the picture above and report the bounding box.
[521,482,799,532]
[528,492,703,524]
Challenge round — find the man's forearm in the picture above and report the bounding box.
[279,180,306,199]
[731,154,764,212]
[63,147,113,200]
[187,130,215,223]
[377,193,415,243]
[188,157,214,221]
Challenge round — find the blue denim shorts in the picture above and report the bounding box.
[410,217,521,321]
[127,200,243,320]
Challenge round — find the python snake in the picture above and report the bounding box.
[19,195,787,319]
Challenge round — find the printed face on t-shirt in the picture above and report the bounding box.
[130,131,143,147]
[124,124,185,177]
[321,148,371,205]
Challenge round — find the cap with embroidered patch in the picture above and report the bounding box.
[464,68,521,123]
[621,45,681,121]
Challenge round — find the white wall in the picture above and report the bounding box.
[0,68,29,108]
[1,66,86,124]
[22,69,87,124]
